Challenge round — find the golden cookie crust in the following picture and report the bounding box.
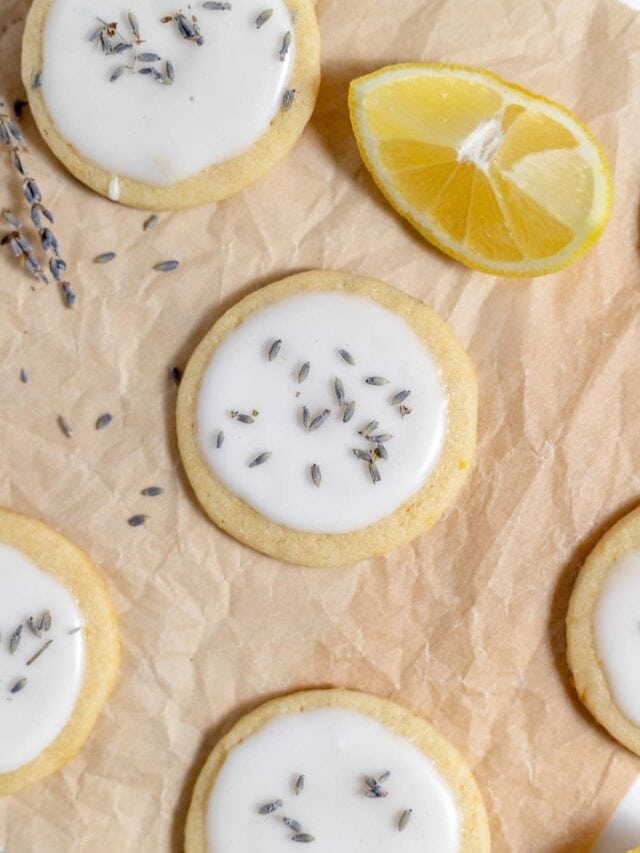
[567,505,640,756]
[177,269,477,568]
[21,0,320,210]
[0,507,120,795]
[184,688,491,853]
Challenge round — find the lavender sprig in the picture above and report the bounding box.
[1,98,73,299]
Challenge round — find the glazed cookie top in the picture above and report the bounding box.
[206,708,460,850]
[0,542,85,774]
[39,0,296,186]
[185,689,490,852]
[593,549,640,727]
[196,290,447,534]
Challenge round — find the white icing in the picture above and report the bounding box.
[206,708,461,852]
[594,549,640,727]
[196,291,448,534]
[0,544,85,774]
[41,0,295,186]
[108,175,120,200]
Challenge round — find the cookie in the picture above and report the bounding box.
[184,688,490,852]
[177,270,477,567]
[22,0,320,209]
[0,507,119,794]
[567,505,640,755]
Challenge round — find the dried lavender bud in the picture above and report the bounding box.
[7,120,22,143]
[291,835,315,843]
[203,1,231,7]
[368,461,381,485]
[110,66,127,82]
[334,378,345,406]
[143,214,159,230]
[30,203,54,228]
[169,366,182,385]
[343,400,355,423]
[309,409,331,431]
[258,799,283,814]
[268,338,282,361]
[95,413,113,430]
[297,361,310,383]
[352,448,372,462]
[9,625,22,654]
[19,367,28,383]
[39,228,59,255]
[137,52,162,61]
[295,774,305,795]
[279,30,291,60]
[282,88,295,111]
[141,486,163,496]
[127,514,148,527]
[165,60,175,83]
[21,178,41,204]
[311,463,321,487]
[365,376,389,386]
[256,8,273,27]
[398,808,412,831]
[391,389,411,406]
[283,817,303,833]
[374,442,388,461]
[11,148,25,176]
[154,259,179,271]
[60,281,76,308]
[2,209,20,228]
[57,414,73,438]
[216,430,224,448]
[128,11,140,38]
[49,257,67,280]
[10,678,27,694]
[249,451,271,468]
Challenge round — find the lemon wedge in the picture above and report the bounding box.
[349,64,613,277]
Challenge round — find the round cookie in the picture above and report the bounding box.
[0,507,119,794]
[567,505,640,756]
[22,0,320,209]
[177,270,477,568]
[184,688,490,852]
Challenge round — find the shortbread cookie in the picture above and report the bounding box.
[22,0,320,209]
[567,505,640,755]
[0,508,119,794]
[177,270,477,567]
[184,688,490,852]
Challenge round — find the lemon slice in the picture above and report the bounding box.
[349,64,613,277]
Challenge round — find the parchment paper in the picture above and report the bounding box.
[1,0,639,850]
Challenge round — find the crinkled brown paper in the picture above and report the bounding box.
[1,0,639,849]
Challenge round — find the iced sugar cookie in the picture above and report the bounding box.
[177,270,477,567]
[567,505,640,756]
[0,508,119,794]
[184,689,490,852]
[22,0,320,209]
